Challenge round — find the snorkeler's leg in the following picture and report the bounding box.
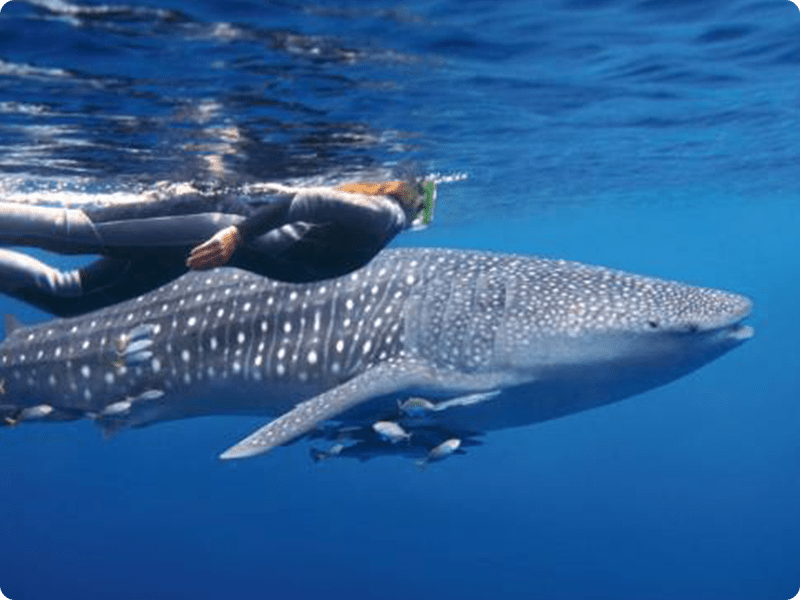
[90,212,243,250]
[0,248,83,297]
[0,250,163,316]
[0,200,245,256]
[0,202,103,254]
[72,255,187,314]
[0,251,185,317]
[0,248,88,315]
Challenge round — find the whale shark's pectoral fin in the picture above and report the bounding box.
[220,360,432,460]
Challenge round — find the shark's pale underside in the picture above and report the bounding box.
[0,248,753,462]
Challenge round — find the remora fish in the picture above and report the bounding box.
[0,248,753,461]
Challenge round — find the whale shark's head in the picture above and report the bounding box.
[408,255,755,436]
[494,259,754,389]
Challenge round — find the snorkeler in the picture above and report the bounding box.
[0,180,436,317]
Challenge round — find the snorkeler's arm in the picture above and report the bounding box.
[235,194,295,242]
[187,195,293,270]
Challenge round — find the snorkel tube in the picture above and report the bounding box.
[410,181,436,230]
[420,181,435,226]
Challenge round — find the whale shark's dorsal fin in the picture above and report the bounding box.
[220,360,434,460]
[2,314,22,338]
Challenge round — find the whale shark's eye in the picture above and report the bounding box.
[648,320,659,329]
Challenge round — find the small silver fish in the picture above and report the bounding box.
[125,338,153,356]
[397,397,436,418]
[97,389,163,419]
[132,389,165,402]
[127,323,158,341]
[124,350,153,366]
[310,443,345,463]
[20,404,53,420]
[372,420,412,444]
[101,400,132,416]
[417,438,462,468]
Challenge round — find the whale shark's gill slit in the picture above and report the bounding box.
[321,284,337,378]
[242,289,260,380]
[373,269,401,364]
[264,309,277,380]
[338,291,357,375]
[295,294,309,380]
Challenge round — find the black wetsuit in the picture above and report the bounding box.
[0,189,410,317]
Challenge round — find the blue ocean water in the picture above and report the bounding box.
[0,0,798,598]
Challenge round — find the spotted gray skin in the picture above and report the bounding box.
[0,248,753,460]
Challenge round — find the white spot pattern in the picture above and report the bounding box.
[0,248,751,443]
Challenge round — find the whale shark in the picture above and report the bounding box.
[0,248,753,463]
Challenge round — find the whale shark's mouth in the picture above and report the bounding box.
[728,323,755,341]
[726,296,754,341]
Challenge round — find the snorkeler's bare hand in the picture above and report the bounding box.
[187,225,241,270]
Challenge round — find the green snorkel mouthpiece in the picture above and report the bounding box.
[421,181,435,226]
